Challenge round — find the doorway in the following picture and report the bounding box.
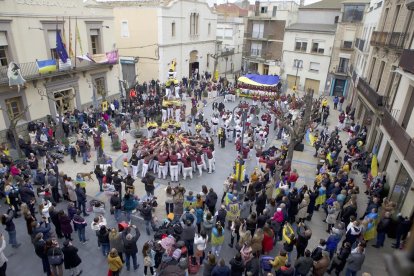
[189,50,199,79]
[54,88,75,114]
[332,78,346,96]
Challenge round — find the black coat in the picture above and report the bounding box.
[62,245,82,269]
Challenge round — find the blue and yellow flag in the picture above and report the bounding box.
[371,146,378,177]
[36,59,57,74]
[305,129,317,146]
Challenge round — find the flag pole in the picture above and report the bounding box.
[75,17,77,68]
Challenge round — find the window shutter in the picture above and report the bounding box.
[48,30,57,48]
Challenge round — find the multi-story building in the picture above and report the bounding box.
[282,0,341,95]
[215,15,245,77]
[108,0,217,85]
[243,1,299,75]
[358,0,414,216]
[327,0,370,97]
[347,0,383,107]
[0,0,119,140]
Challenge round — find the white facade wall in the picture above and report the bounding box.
[297,10,340,25]
[282,30,335,95]
[354,0,383,78]
[158,0,217,82]
[217,18,244,76]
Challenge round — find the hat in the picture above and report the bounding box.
[277,208,282,212]
[49,169,55,174]
[167,213,174,221]
[172,248,181,260]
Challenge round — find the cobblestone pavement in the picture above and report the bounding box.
[3,95,392,276]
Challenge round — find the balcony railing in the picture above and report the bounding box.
[250,49,262,57]
[340,40,354,50]
[0,59,113,85]
[220,49,235,57]
[357,77,384,108]
[370,31,406,50]
[407,0,414,10]
[336,66,348,74]
[382,109,414,170]
[399,49,414,74]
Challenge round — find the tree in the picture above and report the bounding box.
[4,105,30,159]
[271,89,315,162]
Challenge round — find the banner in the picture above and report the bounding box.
[7,62,26,90]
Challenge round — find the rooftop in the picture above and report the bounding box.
[286,23,337,33]
[214,3,248,17]
[300,0,342,10]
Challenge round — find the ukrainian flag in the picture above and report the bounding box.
[36,59,57,74]
[305,129,317,146]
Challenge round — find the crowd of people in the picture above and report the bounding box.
[0,71,411,276]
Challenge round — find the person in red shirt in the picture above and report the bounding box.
[158,151,168,179]
[169,151,179,182]
[203,147,214,173]
[242,146,249,160]
[182,154,193,180]
[288,168,299,188]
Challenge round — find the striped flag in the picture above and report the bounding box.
[75,19,83,54]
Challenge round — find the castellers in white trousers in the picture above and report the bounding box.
[141,163,149,178]
[183,167,193,180]
[158,165,168,179]
[207,158,215,173]
[170,165,179,182]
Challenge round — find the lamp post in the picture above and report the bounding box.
[293,59,303,88]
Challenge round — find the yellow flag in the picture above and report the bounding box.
[371,154,378,177]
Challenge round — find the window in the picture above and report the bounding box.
[121,21,129,37]
[251,42,262,56]
[261,6,268,14]
[342,5,365,22]
[342,41,353,49]
[208,23,211,36]
[0,32,9,66]
[334,16,339,23]
[338,58,349,73]
[47,30,60,59]
[309,62,320,72]
[295,41,307,52]
[224,29,232,39]
[94,77,106,96]
[252,22,264,38]
[5,96,25,119]
[263,64,269,75]
[311,41,325,54]
[90,29,101,54]
[190,13,199,36]
[272,6,277,16]
[172,22,176,37]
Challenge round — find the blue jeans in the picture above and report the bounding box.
[125,253,138,270]
[8,230,17,246]
[114,209,121,222]
[125,210,132,222]
[82,151,88,163]
[78,227,86,242]
[346,268,357,276]
[98,178,103,191]
[101,243,110,256]
[78,201,87,215]
[376,232,386,247]
[41,257,52,275]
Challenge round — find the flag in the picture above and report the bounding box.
[106,50,119,64]
[371,146,378,177]
[68,17,74,57]
[36,59,57,74]
[56,30,69,63]
[305,129,317,146]
[75,19,83,54]
[90,53,108,64]
[7,62,26,91]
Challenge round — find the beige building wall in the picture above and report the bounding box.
[113,7,159,83]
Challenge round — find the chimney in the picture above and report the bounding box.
[300,0,304,7]
[255,1,260,16]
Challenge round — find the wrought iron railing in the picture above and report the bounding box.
[357,77,384,108]
[399,49,414,74]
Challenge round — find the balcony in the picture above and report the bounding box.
[355,38,365,52]
[370,31,406,50]
[399,49,414,74]
[382,109,414,170]
[220,48,235,57]
[357,77,384,108]
[0,59,113,85]
[336,66,348,74]
[340,40,354,51]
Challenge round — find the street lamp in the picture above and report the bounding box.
[293,59,303,88]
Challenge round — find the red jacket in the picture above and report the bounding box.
[262,230,274,253]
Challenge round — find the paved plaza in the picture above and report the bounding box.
[3,96,392,276]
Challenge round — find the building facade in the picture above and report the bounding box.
[216,16,245,77]
[111,0,217,85]
[243,1,299,76]
[0,0,119,140]
[327,0,370,97]
[282,0,341,95]
[354,0,414,216]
